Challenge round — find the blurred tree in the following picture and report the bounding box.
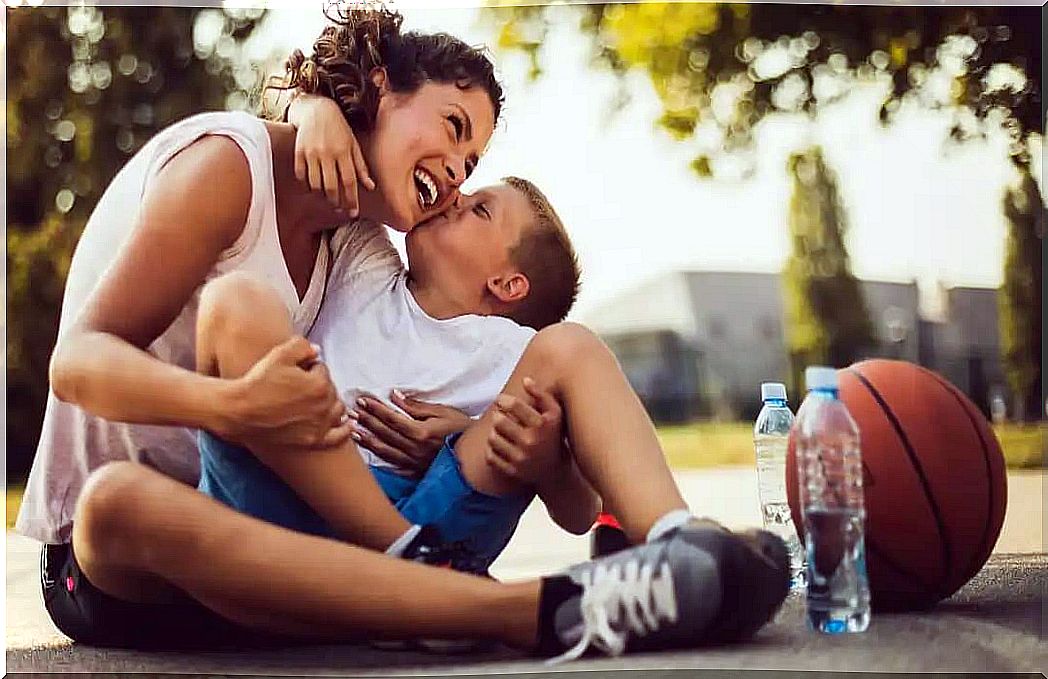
[782,147,874,394]
[487,3,1040,176]
[7,6,266,478]
[998,169,1044,422]
[490,3,1042,416]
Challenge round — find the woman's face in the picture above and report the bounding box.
[363,74,496,232]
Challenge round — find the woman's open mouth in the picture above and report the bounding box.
[413,166,440,211]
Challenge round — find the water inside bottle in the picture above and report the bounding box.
[803,506,871,633]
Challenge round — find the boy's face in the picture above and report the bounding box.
[405,183,531,293]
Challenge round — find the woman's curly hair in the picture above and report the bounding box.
[271,4,503,133]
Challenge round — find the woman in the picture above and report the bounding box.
[18,2,497,621]
[22,7,788,658]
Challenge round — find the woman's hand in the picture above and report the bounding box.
[216,337,353,450]
[349,390,472,473]
[287,93,375,215]
[485,378,566,486]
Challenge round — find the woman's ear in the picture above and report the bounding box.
[369,67,390,93]
[486,273,530,305]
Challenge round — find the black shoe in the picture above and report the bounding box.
[401,525,489,575]
[372,526,492,654]
[591,523,631,558]
[537,524,789,662]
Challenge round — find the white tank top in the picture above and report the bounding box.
[16,111,333,544]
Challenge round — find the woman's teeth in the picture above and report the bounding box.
[414,168,438,209]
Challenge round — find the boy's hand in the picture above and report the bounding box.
[486,377,565,485]
[350,391,471,473]
[287,93,375,215]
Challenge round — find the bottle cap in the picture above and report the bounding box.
[805,366,839,391]
[760,382,787,402]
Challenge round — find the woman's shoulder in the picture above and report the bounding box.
[166,110,265,136]
[147,111,268,166]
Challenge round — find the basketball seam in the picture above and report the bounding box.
[918,366,996,588]
[847,367,952,599]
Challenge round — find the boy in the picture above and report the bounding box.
[196,177,756,581]
[197,176,598,572]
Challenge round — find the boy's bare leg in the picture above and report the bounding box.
[72,461,540,646]
[455,323,688,544]
[195,272,410,551]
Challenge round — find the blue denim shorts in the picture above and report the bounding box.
[197,432,532,571]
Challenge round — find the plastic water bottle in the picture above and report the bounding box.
[794,366,871,633]
[754,382,806,589]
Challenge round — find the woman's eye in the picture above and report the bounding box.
[448,115,464,141]
[472,203,490,219]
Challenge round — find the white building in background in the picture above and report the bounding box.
[579,271,1004,422]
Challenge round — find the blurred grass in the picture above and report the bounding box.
[658,421,758,468]
[994,423,1047,468]
[5,422,1044,530]
[8,484,25,532]
[658,421,1046,470]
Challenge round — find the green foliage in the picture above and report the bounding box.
[782,147,875,394]
[487,3,1041,177]
[6,6,265,477]
[484,5,549,80]
[998,168,1045,422]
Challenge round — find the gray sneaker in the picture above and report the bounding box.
[542,524,789,662]
[668,523,791,643]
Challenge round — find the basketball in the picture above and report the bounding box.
[785,359,1008,611]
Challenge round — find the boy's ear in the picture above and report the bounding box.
[486,272,530,305]
[369,67,390,93]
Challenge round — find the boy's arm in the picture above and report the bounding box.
[487,381,602,535]
[286,93,374,213]
[535,444,602,535]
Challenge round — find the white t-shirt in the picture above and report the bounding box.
[311,222,536,472]
[17,111,335,544]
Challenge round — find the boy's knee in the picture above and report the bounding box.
[530,322,606,369]
[197,273,292,377]
[198,272,277,334]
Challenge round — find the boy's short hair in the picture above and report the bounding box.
[502,176,581,330]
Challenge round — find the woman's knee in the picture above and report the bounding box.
[73,462,157,564]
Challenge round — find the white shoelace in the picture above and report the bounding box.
[547,557,679,664]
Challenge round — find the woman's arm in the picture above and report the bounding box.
[51,136,246,429]
[51,136,348,449]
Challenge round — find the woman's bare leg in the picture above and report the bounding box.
[195,272,410,550]
[455,323,689,544]
[72,461,540,646]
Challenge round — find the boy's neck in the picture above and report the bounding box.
[406,274,491,321]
